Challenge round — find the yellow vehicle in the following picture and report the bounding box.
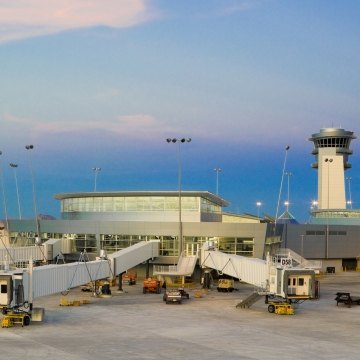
[1,309,31,327]
[217,278,234,292]
[267,302,294,315]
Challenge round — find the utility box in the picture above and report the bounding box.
[31,307,45,322]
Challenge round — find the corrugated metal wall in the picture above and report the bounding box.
[202,250,268,289]
[0,246,44,263]
[109,240,159,275]
[32,260,111,298]
[31,241,159,298]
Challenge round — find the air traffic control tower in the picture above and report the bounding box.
[309,127,358,224]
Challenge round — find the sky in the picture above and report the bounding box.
[0,0,360,222]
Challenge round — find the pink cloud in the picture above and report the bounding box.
[0,0,158,43]
[1,112,169,139]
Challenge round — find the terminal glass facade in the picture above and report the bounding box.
[99,235,254,257]
[10,232,254,258]
[60,196,215,213]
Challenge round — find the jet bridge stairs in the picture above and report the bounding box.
[152,252,198,278]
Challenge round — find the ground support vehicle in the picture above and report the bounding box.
[163,289,182,304]
[217,278,234,292]
[122,272,137,285]
[1,309,31,327]
[178,287,190,299]
[163,287,190,304]
[267,301,294,315]
[335,292,360,307]
[143,278,161,294]
[81,278,113,295]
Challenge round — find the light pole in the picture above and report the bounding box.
[275,145,290,232]
[214,167,222,195]
[346,176,353,209]
[25,145,40,240]
[284,171,292,212]
[166,137,191,256]
[92,167,101,192]
[0,154,14,263]
[300,234,305,258]
[256,201,262,219]
[0,152,9,227]
[9,163,22,219]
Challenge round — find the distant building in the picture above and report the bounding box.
[309,127,360,225]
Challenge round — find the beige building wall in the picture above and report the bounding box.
[318,148,346,209]
[0,228,10,248]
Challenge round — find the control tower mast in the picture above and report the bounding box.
[309,128,356,210]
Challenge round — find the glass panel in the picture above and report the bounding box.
[161,236,179,256]
[114,197,125,211]
[151,197,165,211]
[103,198,114,211]
[236,239,254,255]
[182,197,198,211]
[125,198,137,211]
[74,234,97,253]
[85,197,94,212]
[165,197,178,211]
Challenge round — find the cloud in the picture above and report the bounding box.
[0,0,157,43]
[216,0,268,16]
[1,112,169,140]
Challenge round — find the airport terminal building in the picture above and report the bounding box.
[5,189,360,272]
[6,191,270,264]
[4,127,360,272]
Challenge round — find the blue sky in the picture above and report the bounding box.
[0,0,359,222]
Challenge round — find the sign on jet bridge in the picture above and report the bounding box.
[281,258,292,267]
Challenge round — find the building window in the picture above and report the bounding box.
[306,230,325,236]
[74,234,97,253]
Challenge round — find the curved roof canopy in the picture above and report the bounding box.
[54,190,229,207]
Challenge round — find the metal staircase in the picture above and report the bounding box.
[236,292,263,308]
[275,248,322,269]
[153,253,198,277]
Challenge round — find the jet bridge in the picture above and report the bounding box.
[0,241,159,310]
[0,239,69,267]
[153,253,198,277]
[109,240,159,276]
[200,242,316,301]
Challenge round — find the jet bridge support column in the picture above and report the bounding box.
[202,269,211,289]
[118,271,125,292]
[145,260,150,278]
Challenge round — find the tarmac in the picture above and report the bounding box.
[1,272,360,360]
